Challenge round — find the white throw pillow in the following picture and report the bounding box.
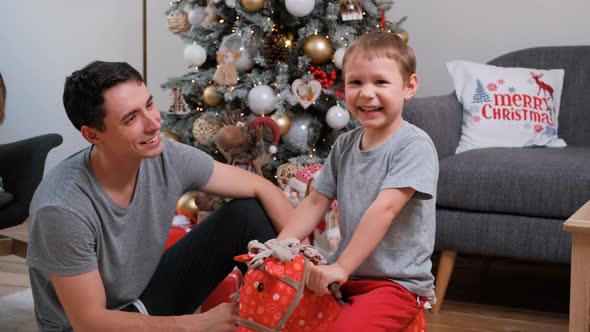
[447,60,567,154]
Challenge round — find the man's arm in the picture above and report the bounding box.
[305,187,415,293]
[51,269,238,332]
[200,161,294,231]
[276,188,332,241]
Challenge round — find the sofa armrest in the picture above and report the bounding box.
[403,93,463,159]
[0,133,63,229]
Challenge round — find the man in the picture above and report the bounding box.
[26,61,293,331]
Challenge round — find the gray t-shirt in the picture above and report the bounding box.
[314,122,439,299]
[26,139,214,331]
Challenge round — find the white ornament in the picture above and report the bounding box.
[236,49,254,72]
[247,85,276,115]
[184,43,207,67]
[285,0,314,17]
[188,7,207,26]
[326,105,350,130]
[333,47,346,70]
[282,114,314,150]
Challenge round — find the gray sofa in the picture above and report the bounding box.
[403,46,590,312]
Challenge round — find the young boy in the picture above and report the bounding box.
[277,30,439,330]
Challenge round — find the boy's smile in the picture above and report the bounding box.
[344,55,418,148]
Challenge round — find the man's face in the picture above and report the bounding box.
[96,81,163,161]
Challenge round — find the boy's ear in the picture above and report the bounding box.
[404,73,419,100]
[81,125,101,146]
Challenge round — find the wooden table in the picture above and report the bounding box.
[563,200,590,332]
[0,221,28,258]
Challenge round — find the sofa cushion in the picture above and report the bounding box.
[447,60,566,154]
[435,208,571,264]
[487,46,590,147]
[437,146,590,219]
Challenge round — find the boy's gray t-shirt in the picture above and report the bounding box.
[314,122,439,299]
[26,139,214,331]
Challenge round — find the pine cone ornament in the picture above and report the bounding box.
[263,32,291,67]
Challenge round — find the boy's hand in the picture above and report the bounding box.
[305,263,348,294]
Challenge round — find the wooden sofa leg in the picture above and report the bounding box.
[431,250,457,314]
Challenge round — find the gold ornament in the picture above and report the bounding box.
[396,31,409,44]
[241,0,266,12]
[303,35,334,65]
[271,113,293,136]
[176,191,200,218]
[167,10,191,34]
[203,84,223,106]
[161,130,181,142]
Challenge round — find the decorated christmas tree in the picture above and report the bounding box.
[161,0,407,187]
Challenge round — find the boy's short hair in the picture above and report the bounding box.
[63,61,143,131]
[342,30,416,84]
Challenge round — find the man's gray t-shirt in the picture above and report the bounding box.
[314,122,439,299]
[26,139,214,331]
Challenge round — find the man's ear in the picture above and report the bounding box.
[81,125,101,146]
[404,73,419,100]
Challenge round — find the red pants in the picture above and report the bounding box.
[331,279,427,331]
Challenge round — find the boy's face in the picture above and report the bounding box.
[344,55,418,139]
[85,81,163,161]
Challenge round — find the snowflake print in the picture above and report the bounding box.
[473,115,481,122]
[487,83,498,91]
[497,79,505,85]
[508,87,516,93]
[523,122,531,129]
[534,124,543,132]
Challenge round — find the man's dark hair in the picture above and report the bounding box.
[63,61,144,131]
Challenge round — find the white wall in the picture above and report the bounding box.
[390,0,590,97]
[0,1,142,171]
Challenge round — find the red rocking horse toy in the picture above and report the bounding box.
[234,238,341,332]
[234,238,428,331]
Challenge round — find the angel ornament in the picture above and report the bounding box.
[339,0,363,21]
[201,0,218,25]
[213,49,242,86]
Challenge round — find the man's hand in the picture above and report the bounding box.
[51,269,241,331]
[191,302,239,332]
[305,263,348,294]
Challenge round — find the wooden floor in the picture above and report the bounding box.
[0,223,570,331]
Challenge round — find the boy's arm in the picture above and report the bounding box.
[336,187,414,274]
[277,189,332,241]
[305,187,415,293]
[200,161,294,231]
[51,269,237,331]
